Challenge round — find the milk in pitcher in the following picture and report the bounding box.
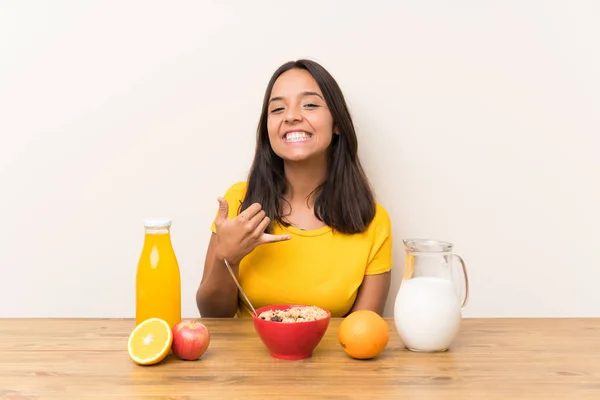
[394,276,462,352]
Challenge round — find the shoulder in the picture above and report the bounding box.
[372,202,391,226]
[220,181,248,216]
[365,202,392,237]
[223,181,248,199]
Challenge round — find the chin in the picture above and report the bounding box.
[278,152,316,163]
[286,154,311,162]
[272,145,328,164]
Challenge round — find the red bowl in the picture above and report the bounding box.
[252,304,331,360]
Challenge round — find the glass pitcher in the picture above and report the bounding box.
[393,238,469,352]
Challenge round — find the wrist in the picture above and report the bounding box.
[215,249,240,267]
[222,258,240,268]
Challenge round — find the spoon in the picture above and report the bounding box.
[223,258,258,317]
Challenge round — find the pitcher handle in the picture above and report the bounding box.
[451,254,470,310]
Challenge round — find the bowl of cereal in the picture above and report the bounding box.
[252,304,331,360]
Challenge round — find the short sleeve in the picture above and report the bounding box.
[210,181,248,233]
[365,204,393,275]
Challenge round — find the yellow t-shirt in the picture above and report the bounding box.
[210,181,393,318]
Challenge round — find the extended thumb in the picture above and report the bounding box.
[215,197,229,222]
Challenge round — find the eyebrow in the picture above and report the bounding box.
[269,91,324,103]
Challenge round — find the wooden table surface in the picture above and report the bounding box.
[1,318,599,399]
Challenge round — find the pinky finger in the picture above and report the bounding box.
[261,233,292,244]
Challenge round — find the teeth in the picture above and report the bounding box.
[285,132,312,142]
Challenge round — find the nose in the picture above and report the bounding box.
[284,105,302,124]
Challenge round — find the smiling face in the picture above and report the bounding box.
[266,68,336,163]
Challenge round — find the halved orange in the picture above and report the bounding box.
[127,318,173,365]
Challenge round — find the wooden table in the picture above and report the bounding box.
[1,318,599,399]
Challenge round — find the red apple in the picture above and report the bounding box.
[171,319,210,361]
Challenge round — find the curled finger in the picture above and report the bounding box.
[237,203,262,222]
[251,214,271,239]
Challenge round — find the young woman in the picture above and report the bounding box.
[196,59,392,318]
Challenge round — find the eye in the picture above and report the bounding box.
[304,103,320,109]
[270,107,284,113]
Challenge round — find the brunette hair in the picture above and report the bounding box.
[239,59,376,234]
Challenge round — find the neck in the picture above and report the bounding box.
[283,157,327,206]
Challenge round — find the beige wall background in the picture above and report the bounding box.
[1,1,598,318]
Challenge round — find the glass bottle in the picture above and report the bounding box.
[136,219,181,328]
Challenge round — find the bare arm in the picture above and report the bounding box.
[195,233,240,318]
[350,271,391,316]
[196,198,291,318]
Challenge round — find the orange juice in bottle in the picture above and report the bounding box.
[136,218,181,328]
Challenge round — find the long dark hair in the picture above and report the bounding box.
[239,59,376,234]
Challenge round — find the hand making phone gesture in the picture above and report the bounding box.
[213,198,291,265]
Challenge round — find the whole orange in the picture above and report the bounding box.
[338,310,389,359]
